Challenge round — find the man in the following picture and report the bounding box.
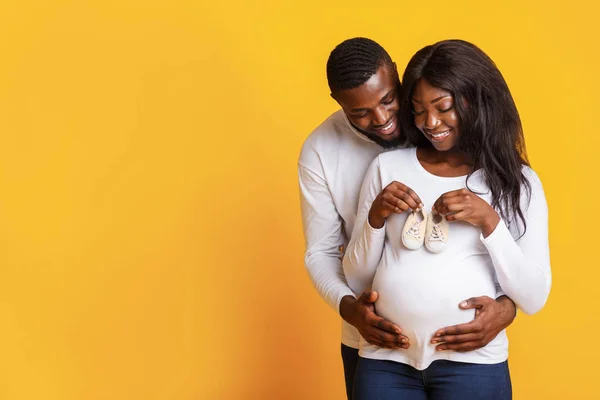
[298,37,517,399]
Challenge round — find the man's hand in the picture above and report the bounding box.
[430,295,516,352]
[340,292,409,349]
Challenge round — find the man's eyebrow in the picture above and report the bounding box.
[350,90,395,112]
[379,89,395,102]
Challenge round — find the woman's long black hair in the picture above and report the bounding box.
[399,39,531,235]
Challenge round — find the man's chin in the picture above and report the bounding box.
[362,131,403,149]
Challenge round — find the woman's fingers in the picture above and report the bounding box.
[445,210,469,222]
[433,189,471,215]
[387,182,423,211]
[384,199,410,213]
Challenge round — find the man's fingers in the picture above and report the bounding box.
[434,320,482,337]
[380,340,410,350]
[459,296,493,310]
[373,316,402,335]
[362,328,408,348]
[431,332,480,345]
[366,339,409,350]
[363,338,383,347]
[359,291,378,304]
[378,332,410,349]
[435,341,482,352]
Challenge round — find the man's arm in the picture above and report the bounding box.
[299,164,354,311]
[298,164,406,348]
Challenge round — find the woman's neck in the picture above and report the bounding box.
[416,147,473,177]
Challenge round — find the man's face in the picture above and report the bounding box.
[333,65,402,148]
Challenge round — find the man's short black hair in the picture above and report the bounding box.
[326,37,394,93]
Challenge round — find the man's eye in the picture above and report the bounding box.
[382,96,395,105]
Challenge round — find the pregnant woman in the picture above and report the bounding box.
[343,39,551,399]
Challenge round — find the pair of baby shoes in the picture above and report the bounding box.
[401,209,448,253]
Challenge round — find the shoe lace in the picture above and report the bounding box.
[406,221,421,238]
[429,224,444,242]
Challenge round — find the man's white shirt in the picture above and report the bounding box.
[298,110,391,347]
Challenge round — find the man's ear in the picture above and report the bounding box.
[331,90,343,102]
[330,91,344,109]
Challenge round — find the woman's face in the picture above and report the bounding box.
[411,78,460,152]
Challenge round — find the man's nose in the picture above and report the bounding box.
[372,107,389,127]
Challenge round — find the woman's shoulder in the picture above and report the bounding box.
[517,165,547,209]
[521,165,543,188]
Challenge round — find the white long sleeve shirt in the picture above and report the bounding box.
[343,148,551,369]
[298,110,393,348]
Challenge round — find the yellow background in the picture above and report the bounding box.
[0,0,596,399]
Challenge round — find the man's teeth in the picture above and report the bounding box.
[381,121,394,131]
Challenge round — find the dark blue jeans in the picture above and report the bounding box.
[341,344,360,400]
[353,356,512,400]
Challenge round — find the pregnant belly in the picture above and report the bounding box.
[372,261,497,343]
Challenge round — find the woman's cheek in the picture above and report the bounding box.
[449,111,459,125]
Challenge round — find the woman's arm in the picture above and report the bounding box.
[433,169,551,315]
[343,157,386,294]
[480,170,551,315]
[343,156,423,294]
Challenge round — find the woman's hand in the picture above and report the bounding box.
[432,188,500,237]
[368,181,423,229]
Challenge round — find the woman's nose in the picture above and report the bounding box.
[424,112,441,129]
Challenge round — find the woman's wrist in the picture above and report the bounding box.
[368,209,385,229]
[480,210,501,238]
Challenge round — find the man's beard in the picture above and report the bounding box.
[356,127,405,149]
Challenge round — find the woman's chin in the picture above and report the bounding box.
[428,136,458,152]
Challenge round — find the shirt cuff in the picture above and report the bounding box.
[336,288,357,316]
[495,287,507,299]
[366,219,386,236]
[480,218,511,247]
